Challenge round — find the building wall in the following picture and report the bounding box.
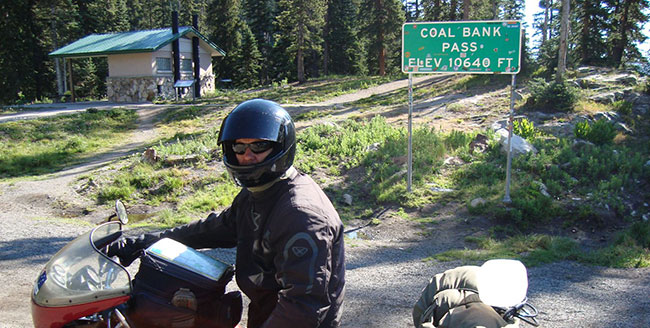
[108,53,154,77]
[106,36,216,102]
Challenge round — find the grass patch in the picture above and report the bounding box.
[0,108,137,178]
[426,221,650,269]
[425,234,581,267]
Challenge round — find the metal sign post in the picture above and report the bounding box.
[408,73,413,192]
[401,20,522,195]
[503,74,517,203]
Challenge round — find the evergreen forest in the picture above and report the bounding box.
[0,0,648,105]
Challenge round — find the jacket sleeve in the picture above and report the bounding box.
[261,208,336,328]
[157,204,238,250]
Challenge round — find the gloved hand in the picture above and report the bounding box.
[106,233,160,266]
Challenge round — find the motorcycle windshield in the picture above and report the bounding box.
[32,222,132,307]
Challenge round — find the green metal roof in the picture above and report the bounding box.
[49,26,225,58]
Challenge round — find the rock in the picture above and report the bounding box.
[470,197,486,208]
[391,156,407,166]
[572,139,595,151]
[495,128,537,157]
[532,181,550,197]
[592,111,619,122]
[575,78,605,89]
[444,156,465,166]
[469,133,490,154]
[343,194,353,206]
[614,74,638,86]
[366,143,380,152]
[142,148,159,163]
[589,92,616,104]
[646,160,650,167]
[538,121,574,138]
[643,214,648,222]
[491,119,508,131]
[431,187,454,193]
[615,122,633,134]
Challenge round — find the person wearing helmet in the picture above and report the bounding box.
[108,99,345,328]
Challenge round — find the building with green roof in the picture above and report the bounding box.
[49,26,225,102]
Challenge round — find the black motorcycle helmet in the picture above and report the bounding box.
[217,99,296,187]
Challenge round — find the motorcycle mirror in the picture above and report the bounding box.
[477,259,528,308]
[114,200,128,225]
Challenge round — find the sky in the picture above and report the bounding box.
[523,0,650,59]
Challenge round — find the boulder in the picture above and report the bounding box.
[343,194,353,206]
[469,133,490,154]
[495,128,537,157]
[470,197,487,208]
[538,121,574,138]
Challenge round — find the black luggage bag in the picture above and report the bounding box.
[128,238,242,328]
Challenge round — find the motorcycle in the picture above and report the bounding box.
[31,200,242,328]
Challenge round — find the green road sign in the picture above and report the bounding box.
[402,20,522,74]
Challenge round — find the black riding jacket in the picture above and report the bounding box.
[158,168,345,328]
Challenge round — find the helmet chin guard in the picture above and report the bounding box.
[218,99,296,187]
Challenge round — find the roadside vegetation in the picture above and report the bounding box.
[3,73,649,269]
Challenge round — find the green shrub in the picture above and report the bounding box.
[526,78,579,112]
[573,119,616,145]
[98,185,135,202]
[494,181,556,230]
[625,221,650,249]
[513,118,538,140]
[444,130,473,151]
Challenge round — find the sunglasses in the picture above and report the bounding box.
[232,141,273,154]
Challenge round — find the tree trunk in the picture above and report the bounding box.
[323,1,330,76]
[50,6,64,97]
[542,0,550,45]
[450,0,458,20]
[580,0,591,64]
[377,0,386,76]
[463,0,470,20]
[611,0,631,66]
[556,0,570,82]
[297,21,306,83]
[433,0,442,21]
[492,0,498,19]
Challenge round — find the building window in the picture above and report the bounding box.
[156,57,172,73]
[181,58,193,73]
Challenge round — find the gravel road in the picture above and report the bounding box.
[2,212,649,328]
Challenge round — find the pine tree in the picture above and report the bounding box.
[232,25,263,87]
[206,0,244,82]
[276,0,327,83]
[206,0,262,86]
[243,0,278,83]
[574,0,609,65]
[360,0,405,76]
[325,0,363,75]
[499,0,524,20]
[606,0,649,66]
